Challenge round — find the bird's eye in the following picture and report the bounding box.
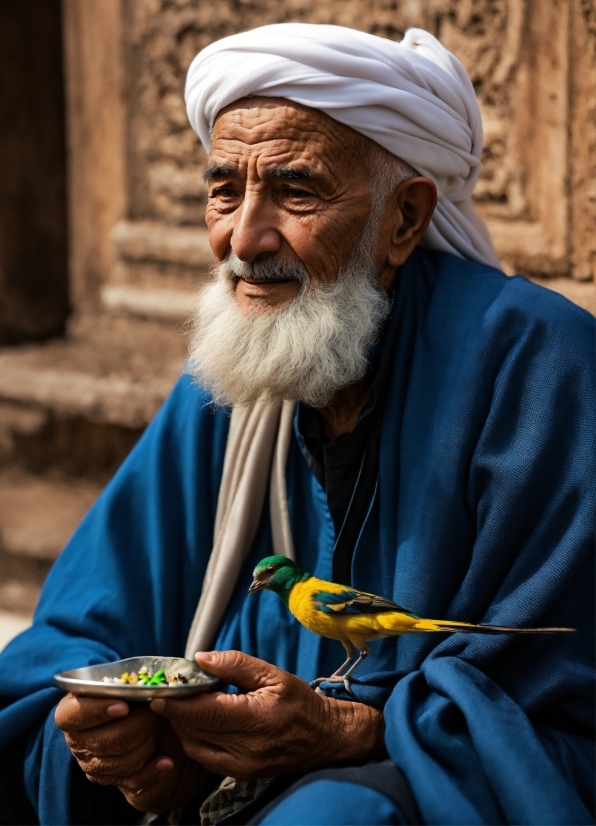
[266,566,275,573]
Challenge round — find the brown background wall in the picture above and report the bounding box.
[122,0,595,276]
[61,0,596,323]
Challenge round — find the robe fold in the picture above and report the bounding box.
[0,248,594,825]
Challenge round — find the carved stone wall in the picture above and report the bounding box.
[124,0,526,228]
[61,0,593,321]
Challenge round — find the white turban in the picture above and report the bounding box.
[185,23,500,269]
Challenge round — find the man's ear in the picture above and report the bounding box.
[385,177,437,269]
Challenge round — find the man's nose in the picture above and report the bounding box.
[231,189,282,262]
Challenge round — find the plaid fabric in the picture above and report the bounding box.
[199,776,273,825]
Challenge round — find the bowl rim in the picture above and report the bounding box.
[54,655,218,687]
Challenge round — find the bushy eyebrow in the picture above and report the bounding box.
[265,166,316,183]
[202,163,237,182]
[202,163,319,186]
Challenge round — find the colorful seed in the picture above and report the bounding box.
[147,669,167,686]
[99,666,193,687]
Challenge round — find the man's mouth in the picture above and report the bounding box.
[239,276,299,285]
[224,251,309,288]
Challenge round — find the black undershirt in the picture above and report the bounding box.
[296,316,394,586]
[297,395,375,534]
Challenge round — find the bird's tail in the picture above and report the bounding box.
[412,618,575,634]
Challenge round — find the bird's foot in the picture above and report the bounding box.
[309,676,353,695]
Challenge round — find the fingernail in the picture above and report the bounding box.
[150,699,165,713]
[196,651,214,663]
[156,757,174,774]
[106,703,128,717]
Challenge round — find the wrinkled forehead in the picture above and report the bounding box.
[210,96,370,177]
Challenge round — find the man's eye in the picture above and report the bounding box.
[212,187,238,198]
[284,187,313,199]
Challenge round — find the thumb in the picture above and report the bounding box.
[195,650,283,693]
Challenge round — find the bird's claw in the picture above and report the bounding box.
[309,675,353,695]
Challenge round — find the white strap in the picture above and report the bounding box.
[270,400,296,561]
[185,399,295,657]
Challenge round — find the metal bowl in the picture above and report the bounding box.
[54,656,219,701]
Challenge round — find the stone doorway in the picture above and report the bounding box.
[0,0,70,345]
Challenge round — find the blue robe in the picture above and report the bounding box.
[0,249,594,824]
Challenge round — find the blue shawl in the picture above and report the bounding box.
[1,249,594,824]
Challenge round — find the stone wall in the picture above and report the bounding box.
[119,0,595,295]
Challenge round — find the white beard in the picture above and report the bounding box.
[187,234,390,408]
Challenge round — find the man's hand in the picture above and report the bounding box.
[54,694,212,812]
[150,650,386,781]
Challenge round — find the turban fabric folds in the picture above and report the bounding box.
[185,24,500,269]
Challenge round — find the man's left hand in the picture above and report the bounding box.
[150,650,386,780]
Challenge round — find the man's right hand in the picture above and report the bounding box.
[54,693,212,813]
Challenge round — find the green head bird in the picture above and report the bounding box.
[247,555,574,694]
[248,555,310,605]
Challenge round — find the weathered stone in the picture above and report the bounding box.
[0,469,101,562]
[62,0,127,309]
[102,285,199,322]
[0,314,187,430]
[111,221,212,268]
[0,403,47,465]
[0,313,187,628]
[107,222,213,315]
[117,0,594,289]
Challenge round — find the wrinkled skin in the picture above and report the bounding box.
[54,694,213,812]
[55,652,386,813]
[56,99,436,813]
[150,651,386,781]
[206,97,436,436]
[206,97,435,315]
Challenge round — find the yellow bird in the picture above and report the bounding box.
[248,555,574,691]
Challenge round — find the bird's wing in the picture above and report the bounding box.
[312,588,418,617]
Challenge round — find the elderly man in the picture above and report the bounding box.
[0,23,594,826]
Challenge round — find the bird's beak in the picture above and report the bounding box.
[248,578,264,595]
